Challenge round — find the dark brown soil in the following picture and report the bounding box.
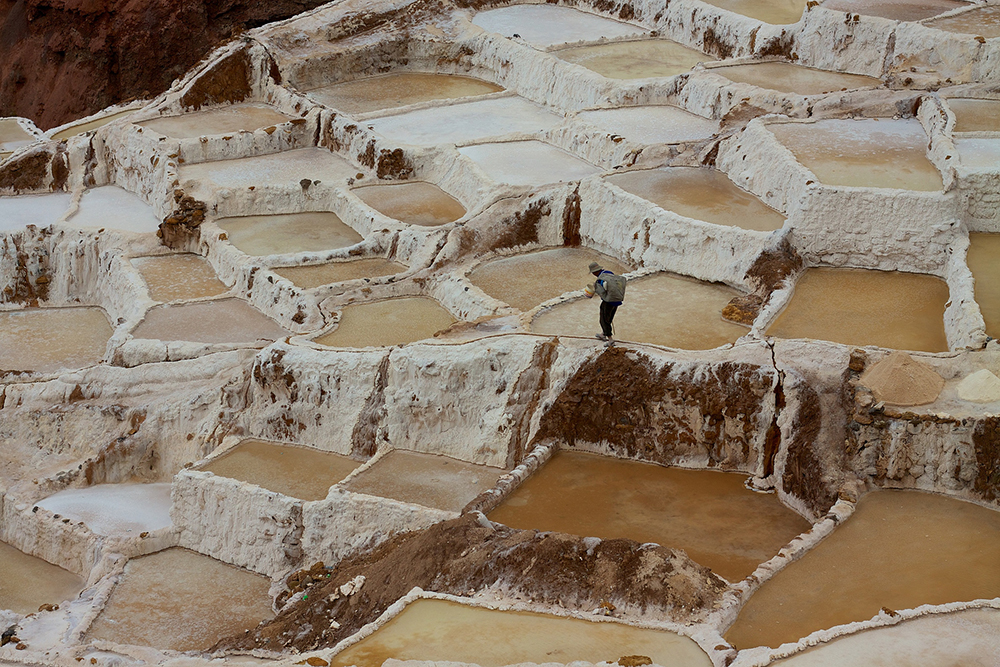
[973,417,1000,502]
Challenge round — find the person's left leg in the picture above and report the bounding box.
[600,301,618,338]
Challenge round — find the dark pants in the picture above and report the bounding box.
[600,301,619,337]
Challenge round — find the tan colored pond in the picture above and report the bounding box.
[766,268,950,352]
[306,73,502,115]
[725,490,1000,649]
[471,5,648,47]
[606,167,786,231]
[577,105,719,145]
[330,598,713,667]
[459,140,602,186]
[314,297,457,348]
[132,298,289,344]
[137,104,293,138]
[968,233,1000,339]
[531,272,748,349]
[927,5,1000,37]
[823,0,971,22]
[490,451,810,582]
[200,439,361,501]
[0,307,113,373]
[352,182,466,226]
[273,258,407,290]
[948,98,1000,133]
[698,0,808,24]
[0,541,85,615]
[711,62,880,95]
[86,548,273,651]
[216,212,363,256]
[0,118,34,153]
[50,109,136,140]
[132,254,228,302]
[469,247,629,311]
[553,39,711,79]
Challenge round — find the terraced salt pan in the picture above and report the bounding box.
[0,307,113,373]
[352,182,466,226]
[85,548,273,651]
[709,62,881,95]
[531,272,748,349]
[0,541,85,615]
[179,148,356,196]
[365,96,563,146]
[947,98,1000,133]
[200,439,361,501]
[137,104,293,138]
[274,258,407,289]
[343,450,504,512]
[0,118,35,153]
[955,138,1000,171]
[468,247,629,311]
[330,598,712,667]
[131,298,290,343]
[823,0,971,22]
[926,5,1000,37]
[471,5,647,47]
[63,186,162,233]
[0,191,71,232]
[606,167,786,231]
[490,451,810,582]
[697,0,808,24]
[577,106,719,145]
[37,483,172,535]
[216,212,363,256]
[50,109,136,140]
[459,140,601,186]
[306,73,503,115]
[314,297,456,348]
[725,490,1000,649]
[767,119,942,190]
[132,254,228,302]
[766,268,950,352]
[553,39,711,79]
[968,233,1000,339]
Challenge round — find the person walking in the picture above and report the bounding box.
[586,261,626,341]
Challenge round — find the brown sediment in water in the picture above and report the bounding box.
[86,547,273,651]
[216,212,364,257]
[0,307,113,373]
[136,103,293,139]
[553,39,712,79]
[724,489,1000,650]
[696,0,808,24]
[273,258,407,290]
[314,297,456,348]
[947,99,1000,133]
[306,72,502,115]
[330,598,713,667]
[710,62,880,95]
[0,541,85,615]
[858,351,945,407]
[823,0,970,21]
[200,439,362,501]
[766,268,950,353]
[352,182,466,226]
[132,298,289,344]
[131,254,227,303]
[968,233,1000,339]
[50,110,136,141]
[489,450,811,582]
[343,450,504,512]
[216,513,727,653]
[927,6,1000,37]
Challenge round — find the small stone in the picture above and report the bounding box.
[16,643,27,650]
[618,656,652,667]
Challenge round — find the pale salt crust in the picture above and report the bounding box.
[36,483,173,536]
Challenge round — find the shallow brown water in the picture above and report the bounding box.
[314,297,456,348]
[0,307,113,373]
[0,541,85,615]
[306,73,503,115]
[50,110,136,140]
[132,254,228,302]
[132,298,289,344]
[968,233,1000,339]
[927,5,1000,37]
[137,104,293,138]
[352,182,466,226]
[217,212,364,257]
[554,39,711,79]
[711,62,880,95]
[947,98,1000,133]
[273,258,407,290]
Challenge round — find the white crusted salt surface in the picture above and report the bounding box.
[0,192,72,231]
[36,483,173,535]
[956,368,1000,403]
[459,141,602,186]
[179,148,356,196]
[470,5,647,47]
[365,97,563,146]
[63,186,162,233]
[576,106,720,145]
[956,138,1000,172]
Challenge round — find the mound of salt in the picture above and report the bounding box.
[957,369,1000,403]
[860,351,944,407]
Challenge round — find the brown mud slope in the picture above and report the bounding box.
[217,513,727,653]
[0,0,328,129]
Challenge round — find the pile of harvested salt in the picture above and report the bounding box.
[860,351,945,406]
[957,369,1000,403]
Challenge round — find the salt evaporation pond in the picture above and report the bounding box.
[274,258,407,290]
[179,148,356,197]
[0,191,72,232]
[531,272,748,349]
[0,541,85,615]
[200,439,361,501]
[606,167,786,232]
[577,106,719,145]
[0,307,113,373]
[490,451,810,582]
[343,450,504,512]
[37,483,172,535]
[365,96,562,146]
[947,98,1000,133]
[137,104,293,138]
[553,39,711,79]
[725,490,1000,649]
[772,608,1000,667]
[468,247,629,311]
[330,598,712,667]
[823,0,971,22]
[216,212,363,256]
[0,118,35,154]
[459,140,601,186]
[306,73,503,115]
[471,5,647,47]
[927,5,1000,37]
[132,298,289,344]
[86,547,273,651]
[50,109,135,140]
[766,268,950,352]
[132,254,228,302]
[64,186,162,233]
[955,137,1000,171]
[968,233,1000,339]
[352,182,466,226]
[768,119,942,190]
[710,62,881,95]
[697,0,808,24]
[314,297,456,348]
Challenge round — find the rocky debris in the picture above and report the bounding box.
[280,561,334,606]
[1,626,18,647]
[723,239,803,325]
[859,351,945,407]
[617,657,653,667]
[159,190,207,250]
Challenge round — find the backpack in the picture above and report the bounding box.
[603,274,627,303]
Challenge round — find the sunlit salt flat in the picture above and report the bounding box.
[577,106,719,145]
[0,192,72,232]
[471,5,647,47]
[306,72,503,115]
[553,39,711,79]
[955,138,1000,171]
[179,148,356,196]
[459,140,601,186]
[37,483,172,535]
[64,186,161,233]
[137,103,293,138]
